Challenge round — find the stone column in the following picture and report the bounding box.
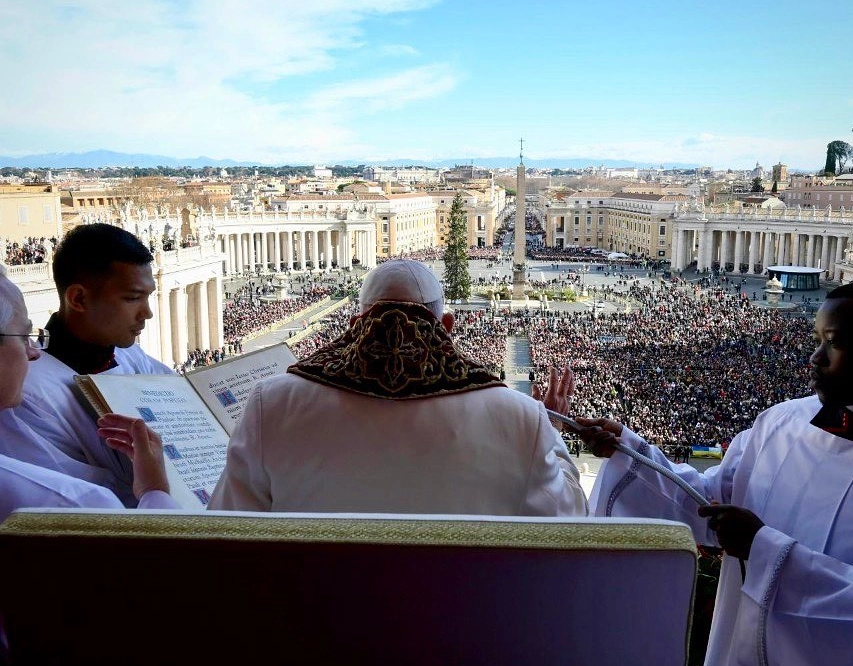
[775,232,785,265]
[284,231,293,270]
[342,229,352,268]
[324,230,332,269]
[195,280,210,351]
[273,231,281,272]
[719,230,730,269]
[221,236,230,275]
[748,231,759,274]
[807,234,816,267]
[733,231,743,271]
[833,236,845,281]
[366,227,376,268]
[671,229,682,269]
[821,235,831,274]
[697,230,708,271]
[311,230,319,269]
[704,230,714,271]
[762,232,774,271]
[300,230,309,269]
[157,286,173,367]
[248,232,257,272]
[260,232,268,271]
[171,286,188,365]
[235,233,244,275]
[207,276,223,350]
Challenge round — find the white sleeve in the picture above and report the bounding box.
[588,426,746,545]
[136,490,181,510]
[741,525,853,666]
[520,406,588,517]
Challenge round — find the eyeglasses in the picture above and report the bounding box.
[0,328,50,350]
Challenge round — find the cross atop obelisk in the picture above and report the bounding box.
[512,139,528,299]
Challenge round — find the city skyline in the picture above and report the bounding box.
[1,0,850,171]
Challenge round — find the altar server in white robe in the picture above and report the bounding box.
[0,224,171,507]
[0,266,176,521]
[581,282,853,666]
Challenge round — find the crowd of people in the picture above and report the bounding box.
[222,284,335,343]
[2,237,55,265]
[526,282,813,451]
[175,345,242,374]
[376,246,502,265]
[287,276,814,456]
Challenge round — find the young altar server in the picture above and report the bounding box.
[0,224,172,506]
[0,265,176,521]
[581,282,853,666]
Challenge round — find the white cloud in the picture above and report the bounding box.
[0,0,447,160]
[379,44,420,57]
[305,64,457,113]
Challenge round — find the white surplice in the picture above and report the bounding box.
[589,395,853,665]
[0,453,177,522]
[0,345,172,507]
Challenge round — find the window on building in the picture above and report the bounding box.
[43,205,54,222]
[574,216,579,224]
[17,207,28,225]
[659,225,666,236]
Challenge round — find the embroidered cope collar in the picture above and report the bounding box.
[44,313,117,374]
[289,302,504,400]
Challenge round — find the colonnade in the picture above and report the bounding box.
[154,275,224,368]
[217,226,376,275]
[671,224,850,281]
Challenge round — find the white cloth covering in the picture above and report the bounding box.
[0,453,176,522]
[209,374,588,516]
[0,345,172,507]
[589,395,853,666]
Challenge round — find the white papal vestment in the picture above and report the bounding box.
[209,373,588,516]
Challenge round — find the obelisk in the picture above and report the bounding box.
[512,139,528,299]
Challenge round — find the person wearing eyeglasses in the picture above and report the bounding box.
[0,265,177,522]
[0,224,173,507]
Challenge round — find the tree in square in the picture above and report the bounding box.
[442,192,471,302]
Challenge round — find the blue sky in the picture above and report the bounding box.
[1,0,850,169]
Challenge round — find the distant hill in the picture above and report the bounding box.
[0,150,252,169]
[0,149,698,171]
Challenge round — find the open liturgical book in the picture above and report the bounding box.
[75,343,297,509]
